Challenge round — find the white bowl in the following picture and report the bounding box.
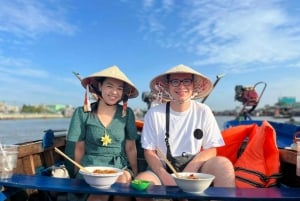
[171,172,215,193]
[79,166,123,188]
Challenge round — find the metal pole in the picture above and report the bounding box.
[72,71,98,100]
[201,74,225,103]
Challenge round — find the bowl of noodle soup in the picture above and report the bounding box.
[171,172,215,193]
[79,166,123,188]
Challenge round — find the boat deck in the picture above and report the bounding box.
[1,174,300,200]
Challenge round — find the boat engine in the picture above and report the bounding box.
[235,85,259,106]
[234,81,267,120]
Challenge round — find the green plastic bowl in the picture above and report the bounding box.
[131,179,150,191]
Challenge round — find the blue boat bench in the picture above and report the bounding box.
[1,174,300,201]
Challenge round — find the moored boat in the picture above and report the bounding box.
[4,118,300,200]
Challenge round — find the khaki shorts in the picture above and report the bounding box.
[144,170,162,185]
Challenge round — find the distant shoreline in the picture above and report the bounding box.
[0,113,65,120]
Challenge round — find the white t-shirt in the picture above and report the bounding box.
[141,101,224,157]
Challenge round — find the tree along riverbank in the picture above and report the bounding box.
[0,113,64,120]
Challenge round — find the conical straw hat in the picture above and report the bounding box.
[82,65,138,99]
[150,64,213,101]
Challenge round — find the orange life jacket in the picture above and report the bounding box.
[217,120,281,188]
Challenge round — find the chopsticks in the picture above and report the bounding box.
[54,147,90,173]
[156,148,179,178]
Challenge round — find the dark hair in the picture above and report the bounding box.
[96,77,105,84]
[166,74,170,82]
[89,78,104,114]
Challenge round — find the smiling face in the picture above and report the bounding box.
[168,73,194,103]
[98,78,124,105]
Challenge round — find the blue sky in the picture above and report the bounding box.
[0,0,300,111]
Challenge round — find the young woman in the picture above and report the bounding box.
[65,65,139,201]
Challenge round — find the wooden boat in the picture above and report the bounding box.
[3,119,300,200]
[12,130,67,176]
[0,130,67,200]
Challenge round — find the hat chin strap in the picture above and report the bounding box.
[102,99,114,107]
[100,97,121,107]
[171,97,191,104]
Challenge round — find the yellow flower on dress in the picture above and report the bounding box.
[101,133,112,146]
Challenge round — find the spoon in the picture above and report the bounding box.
[54,147,90,173]
[156,148,179,178]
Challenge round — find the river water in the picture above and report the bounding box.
[0,116,299,145]
[0,118,71,144]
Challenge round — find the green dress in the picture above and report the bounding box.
[64,104,138,201]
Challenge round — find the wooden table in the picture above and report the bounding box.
[1,174,300,200]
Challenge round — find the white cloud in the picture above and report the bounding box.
[0,56,48,77]
[140,0,300,74]
[0,0,79,106]
[0,0,76,38]
[143,0,155,8]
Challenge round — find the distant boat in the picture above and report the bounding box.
[273,107,292,119]
[273,114,292,119]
